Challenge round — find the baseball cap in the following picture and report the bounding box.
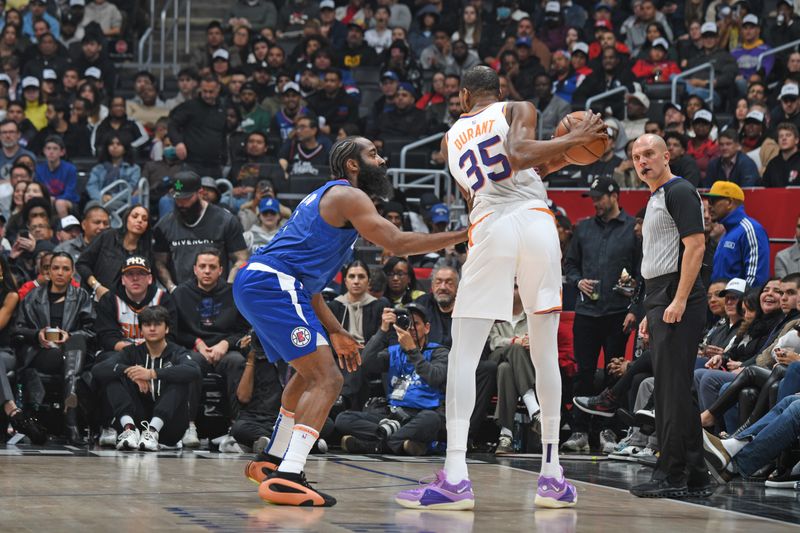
[583,177,620,197]
[595,2,612,11]
[545,1,560,13]
[121,255,151,274]
[701,22,718,35]
[742,14,758,26]
[21,76,39,89]
[652,37,669,50]
[212,49,230,61]
[403,302,429,323]
[420,192,440,212]
[282,81,301,94]
[572,42,589,56]
[200,176,219,191]
[348,22,365,32]
[240,81,257,93]
[0,74,11,86]
[259,197,280,214]
[171,170,201,199]
[516,36,533,48]
[69,0,85,6]
[319,0,335,9]
[719,278,747,297]
[693,109,713,123]
[381,201,404,216]
[380,70,400,81]
[779,83,799,100]
[84,66,102,79]
[59,215,80,231]
[42,69,57,81]
[745,110,765,123]
[701,180,745,202]
[629,90,650,109]
[429,203,450,225]
[397,81,417,98]
[594,19,612,30]
[663,102,683,114]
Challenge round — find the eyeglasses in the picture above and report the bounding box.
[388,270,408,278]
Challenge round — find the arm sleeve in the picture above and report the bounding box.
[62,165,79,202]
[168,103,190,145]
[406,345,448,389]
[95,293,124,351]
[130,121,150,149]
[152,223,170,253]
[664,182,704,238]
[224,214,247,253]
[86,164,104,201]
[92,348,134,384]
[563,224,584,286]
[75,231,103,285]
[362,328,391,375]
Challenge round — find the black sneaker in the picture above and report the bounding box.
[259,471,337,507]
[340,435,378,454]
[573,389,618,418]
[630,478,689,498]
[10,409,48,445]
[635,409,656,436]
[687,472,715,498]
[765,465,800,489]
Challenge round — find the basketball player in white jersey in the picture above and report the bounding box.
[396,66,607,510]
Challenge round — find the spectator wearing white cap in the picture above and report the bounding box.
[687,109,719,181]
[731,14,772,95]
[741,108,779,175]
[539,1,568,54]
[20,76,46,130]
[770,83,800,136]
[79,0,122,37]
[631,37,681,84]
[622,90,650,140]
[684,22,737,108]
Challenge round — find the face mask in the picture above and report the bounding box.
[496,7,511,19]
[163,146,177,161]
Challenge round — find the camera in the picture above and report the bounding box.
[394,308,411,330]
[376,406,413,439]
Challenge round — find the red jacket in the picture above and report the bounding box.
[631,58,681,83]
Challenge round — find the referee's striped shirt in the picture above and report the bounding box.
[641,177,705,280]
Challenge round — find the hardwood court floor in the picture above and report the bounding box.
[1,448,798,532]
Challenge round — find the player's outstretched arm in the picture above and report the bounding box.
[504,102,608,176]
[339,188,468,256]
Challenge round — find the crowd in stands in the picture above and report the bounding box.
[0,0,800,491]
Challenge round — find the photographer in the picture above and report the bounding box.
[335,304,448,456]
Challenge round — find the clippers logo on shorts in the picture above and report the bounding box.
[291,326,312,348]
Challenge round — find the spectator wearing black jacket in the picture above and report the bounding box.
[71,33,116,94]
[173,247,249,446]
[168,76,228,178]
[90,96,149,156]
[370,82,427,142]
[664,132,701,187]
[16,252,95,445]
[307,69,357,137]
[338,23,379,70]
[76,205,153,297]
[29,99,92,159]
[761,122,800,187]
[92,306,201,451]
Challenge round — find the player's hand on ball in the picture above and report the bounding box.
[663,299,686,323]
[331,331,363,372]
[572,111,608,144]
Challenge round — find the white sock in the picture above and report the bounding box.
[444,317,494,484]
[722,437,747,457]
[277,424,318,474]
[266,406,294,459]
[522,389,540,418]
[120,415,134,429]
[500,427,513,438]
[527,313,562,479]
[149,417,164,432]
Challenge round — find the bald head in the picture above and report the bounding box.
[632,134,672,187]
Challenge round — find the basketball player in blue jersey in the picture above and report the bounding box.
[234,136,467,507]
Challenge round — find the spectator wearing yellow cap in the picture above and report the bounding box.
[702,181,769,287]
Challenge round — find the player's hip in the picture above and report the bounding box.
[467,203,559,252]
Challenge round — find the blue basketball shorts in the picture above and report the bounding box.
[233,262,329,364]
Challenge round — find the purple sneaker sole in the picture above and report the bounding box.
[395,470,476,511]
[535,469,578,509]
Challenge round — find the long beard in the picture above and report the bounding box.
[356,156,391,199]
[176,200,203,224]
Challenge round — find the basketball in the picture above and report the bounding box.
[554,110,611,165]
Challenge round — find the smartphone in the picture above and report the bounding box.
[18,230,29,240]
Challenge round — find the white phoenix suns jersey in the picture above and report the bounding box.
[446,102,548,221]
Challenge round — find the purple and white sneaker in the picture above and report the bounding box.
[535,467,578,508]
[395,470,475,510]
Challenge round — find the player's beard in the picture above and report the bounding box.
[356,155,391,199]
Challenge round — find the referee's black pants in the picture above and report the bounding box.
[645,273,707,484]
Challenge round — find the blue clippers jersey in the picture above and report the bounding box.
[251,180,358,293]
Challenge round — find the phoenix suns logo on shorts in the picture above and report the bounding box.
[291,327,312,348]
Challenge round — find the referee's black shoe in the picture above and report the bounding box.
[630,478,689,498]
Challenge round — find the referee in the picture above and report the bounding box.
[629,134,713,498]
